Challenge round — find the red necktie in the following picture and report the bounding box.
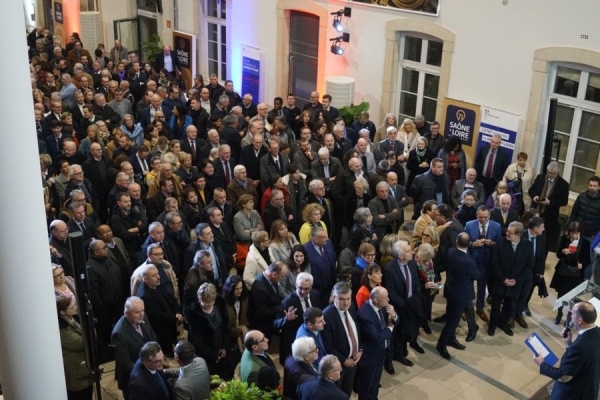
[224,162,231,183]
[345,311,358,358]
[190,141,196,163]
[485,149,495,178]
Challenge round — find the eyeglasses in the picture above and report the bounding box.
[71,171,83,175]
[53,271,65,278]
[148,357,164,365]
[258,336,267,343]
[308,347,319,353]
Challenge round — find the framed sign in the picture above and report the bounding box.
[349,0,440,16]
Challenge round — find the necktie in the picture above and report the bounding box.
[344,311,358,358]
[390,141,394,151]
[512,243,518,252]
[274,158,280,173]
[272,281,279,295]
[391,188,396,198]
[36,122,41,131]
[305,297,310,310]
[481,224,486,237]
[503,213,507,224]
[224,162,231,183]
[402,263,411,296]
[378,308,389,347]
[134,324,143,337]
[531,236,537,255]
[485,149,495,178]
[153,372,169,396]
[319,246,325,258]
[78,222,85,232]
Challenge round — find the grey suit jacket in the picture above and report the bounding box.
[310,157,343,187]
[259,152,290,189]
[356,151,377,174]
[368,196,403,238]
[166,357,211,400]
[450,179,485,209]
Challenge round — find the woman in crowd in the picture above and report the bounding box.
[386,151,406,185]
[374,113,399,144]
[339,228,370,277]
[181,186,203,229]
[261,174,289,216]
[78,124,105,158]
[61,112,79,146]
[191,174,210,208]
[175,152,200,186]
[33,88,50,112]
[342,148,360,168]
[351,207,378,245]
[242,230,273,290]
[120,114,144,147]
[503,151,536,213]
[344,177,372,231]
[456,189,478,226]
[410,200,439,249]
[53,264,77,307]
[144,156,161,188]
[295,110,314,137]
[485,181,518,210]
[83,89,95,105]
[283,244,312,296]
[200,159,221,195]
[415,243,440,334]
[222,275,249,366]
[158,68,172,88]
[268,219,298,263]
[397,118,420,162]
[313,121,329,143]
[154,118,173,140]
[282,163,307,219]
[349,242,378,296]
[169,104,192,140]
[56,296,94,400]
[298,203,327,245]
[379,233,400,267]
[437,135,466,190]
[143,62,159,82]
[54,159,71,207]
[550,221,591,324]
[406,136,435,194]
[356,264,383,308]
[184,282,234,379]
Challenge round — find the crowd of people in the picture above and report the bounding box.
[31,27,600,400]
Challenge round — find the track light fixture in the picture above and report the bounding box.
[329,33,350,56]
[331,7,351,33]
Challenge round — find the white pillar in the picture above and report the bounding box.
[0,2,69,399]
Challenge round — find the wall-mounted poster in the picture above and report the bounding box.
[350,0,440,16]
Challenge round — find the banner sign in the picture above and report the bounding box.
[241,45,261,103]
[441,98,481,163]
[477,106,520,161]
[173,31,196,91]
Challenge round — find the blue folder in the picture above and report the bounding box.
[525,332,559,366]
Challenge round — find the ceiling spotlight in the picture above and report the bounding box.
[331,7,351,33]
[329,34,349,56]
[331,43,344,55]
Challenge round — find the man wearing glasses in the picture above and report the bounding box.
[128,341,172,400]
[297,355,348,400]
[240,330,275,384]
[488,221,534,337]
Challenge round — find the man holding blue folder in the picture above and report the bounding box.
[534,301,600,400]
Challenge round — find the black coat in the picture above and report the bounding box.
[322,304,361,365]
[489,238,534,298]
[444,248,480,302]
[136,282,180,354]
[128,358,172,400]
[248,273,284,338]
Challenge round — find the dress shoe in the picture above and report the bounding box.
[476,309,489,322]
[499,324,514,337]
[487,327,496,336]
[524,307,532,317]
[466,325,479,342]
[515,316,528,329]
[486,296,492,305]
[461,313,467,321]
[554,315,562,325]
[433,315,447,323]
[436,345,451,360]
[410,342,425,354]
[384,360,395,375]
[448,339,466,350]
[422,324,432,334]
[394,356,414,367]
[507,318,515,329]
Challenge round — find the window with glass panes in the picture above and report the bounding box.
[397,34,442,123]
[205,0,227,80]
[550,65,600,194]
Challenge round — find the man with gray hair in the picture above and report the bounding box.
[305,226,336,306]
[211,94,230,120]
[311,147,343,191]
[383,240,423,367]
[474,133,511,198]
[368,181,403,239]
[111,296,157,396]
[283,336,318,398]
[220,113,242,161]
[355,137,377,174]
[296,354,348,399]
[529,161,570,250]
[226,165,258,212]
[322,281,362,396]
[59,73,77,108]
[128,341,173,399]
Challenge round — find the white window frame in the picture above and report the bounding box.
[204,0,228,81]
[547,62,600,196]
[396,33,442,122]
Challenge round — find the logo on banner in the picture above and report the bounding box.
[54,3,63,24]
[444,105,476,147]
[175,36,190,68]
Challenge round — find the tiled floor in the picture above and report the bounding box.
[94,252,565,400]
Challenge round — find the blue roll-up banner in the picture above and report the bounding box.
[241,49,260,103]
[478,106,520,161]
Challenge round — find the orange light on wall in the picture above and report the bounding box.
[52,0,80,45]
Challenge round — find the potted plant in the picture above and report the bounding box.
[211,378,281,399]
[141,33,163,63]
[339,101,370,126]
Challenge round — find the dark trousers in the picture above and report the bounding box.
[475,262,490,310]
[515,279,534,317]
[464,301,478,332]
[356,357,384,400]
[338,364,357,397]
[438,299,467,347]
[392,326,409,358]
[479,176,498,199]
[67,385,93,400]
[489,295,516,329]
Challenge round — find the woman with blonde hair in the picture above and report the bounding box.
[374,113,399,144]
[242,230,273,289]
[397,118,420,162]
[485,181,518,210]
[78,124,105,157]
[503,151,536,212]
[268,219,298,263]
[298,203,327,244]
[379,233,400,267]
[415,243,441,334]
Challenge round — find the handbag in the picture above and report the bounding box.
[236,243,250,268]
[557,260,580,277]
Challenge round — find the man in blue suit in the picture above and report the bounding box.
[304,227,337,306]
[535,301,600,400]
[355,287,398,400]
[296,307,327,368]
[465,205,501,325]
[128,341,172,400]
[436,233,481,359]
[297,355,349,400]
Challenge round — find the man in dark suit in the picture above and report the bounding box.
[163,339,211,400]
[296,355,349,400]
[295,307,327,369]
[465,206,502,324]
[528,161,570,251]
[517,217,547,324]
[377,126,404,161]
[383,240,424,367]
[488,221,534,337]
[182,223,228,290]
[49,220,74,276]
[128,341,173,400]
[386,171,409,225]
[213,145,236,187]
[311,148,343,192]
[322,282,362,397]
[304,227,336,306]
[321,94,339,121]
[199,128,227,161]
[248,261,287,340]
[201,188,234,231]
[83,142,115,222]
[112,296,157,396]
[411,158,451,220]
[239,124,268,186]
[65,164,100,212]
[274,272,321,364]
[436,203,464,269]
[283,337,319,398]
[332,123,353,163]
[355,287,398,400]
[220,114,242,162]
[128,145,151,177]
[180,125,205,166]
[259,140,289,190]
[490,193,520,236]
[450,168,486,209]
[535,301,600,400]
[207,206,237,268]
[154,45,180,77]
[368,182,403,240]
[67,201,96,248]
[140,94,172,130]
[474,133,511,198]
[136,264,182,356]
[436,233,481,359]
